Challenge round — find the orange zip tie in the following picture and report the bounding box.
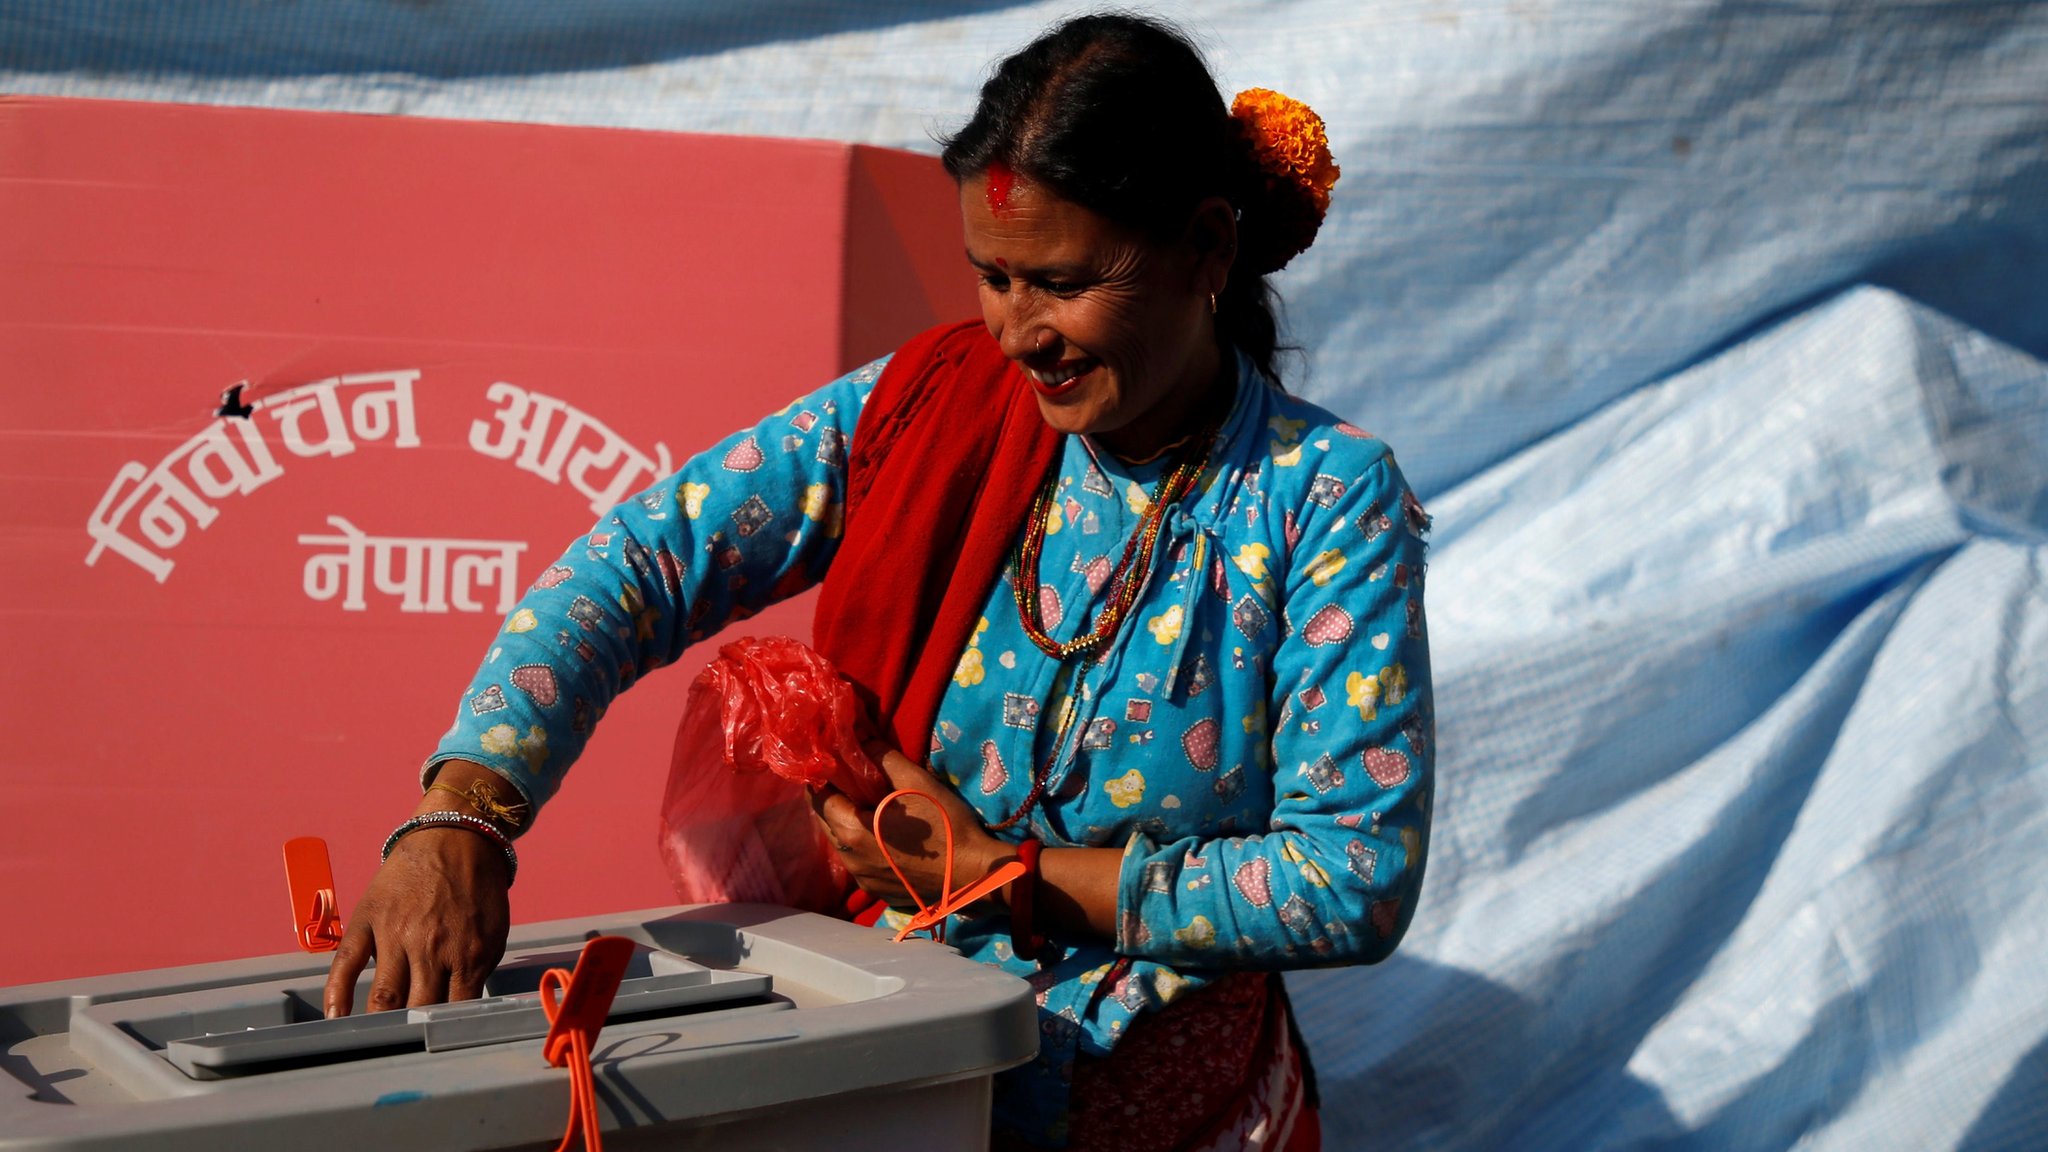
[872,788,1028,944]
[540,935,635,1152]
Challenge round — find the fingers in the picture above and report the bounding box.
[871,749,979,836]
[809,785,869,849]
[873,746,939,792]
[862,740,1009,890]
[363,932,412,1014]
[406,953,452,1010]
[448,903,509,1004]
[447,959,492,1004]
[859,736,896,774]
[805,782,838,824]
[358,941,455,1013]
[873,791,941,846]
[844,741,964,845]
[860,738,949,797]
[324,920,375,1018]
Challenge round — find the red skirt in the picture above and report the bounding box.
[1061,972,1319,1152]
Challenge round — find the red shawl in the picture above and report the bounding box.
[812,319,1060,755]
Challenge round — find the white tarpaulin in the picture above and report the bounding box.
[6,2,2044,1147]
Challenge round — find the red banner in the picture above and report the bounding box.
[0,96,974,984]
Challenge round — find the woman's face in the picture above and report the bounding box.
[960,171,1228,460]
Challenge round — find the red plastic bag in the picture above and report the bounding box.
[658,635,889,912]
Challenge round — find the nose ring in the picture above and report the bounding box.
[1033,329,1056,352]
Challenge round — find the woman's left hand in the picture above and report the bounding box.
[810,743,1014,913]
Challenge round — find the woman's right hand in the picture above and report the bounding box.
[322,767,516,1018]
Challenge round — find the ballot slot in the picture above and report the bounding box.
[72,941,776,1083]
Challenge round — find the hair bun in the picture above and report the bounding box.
[1230,88,1341,274]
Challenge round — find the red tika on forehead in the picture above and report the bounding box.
[985,161,1017,218]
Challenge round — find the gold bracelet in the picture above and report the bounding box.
[427,778,529,831]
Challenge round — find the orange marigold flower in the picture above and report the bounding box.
[1231,88,1341,214]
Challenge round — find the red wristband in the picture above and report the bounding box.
[1010,838,1046,961]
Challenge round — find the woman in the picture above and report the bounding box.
[326,14,1431,1150]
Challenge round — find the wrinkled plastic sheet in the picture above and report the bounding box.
[6,3,2045,1148]
[1297,285,2048,1151]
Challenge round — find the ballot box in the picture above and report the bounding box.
[0,904,1036,1151]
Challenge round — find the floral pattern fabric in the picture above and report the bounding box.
[428,348,1433,1148]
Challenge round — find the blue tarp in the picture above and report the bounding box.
[8,3,2044,1147]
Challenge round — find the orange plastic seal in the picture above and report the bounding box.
[873,789,1028,945]
[282,837,343,953]
[540,935,635,1152]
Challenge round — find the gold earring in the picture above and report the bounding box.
[1209,293,1218,315]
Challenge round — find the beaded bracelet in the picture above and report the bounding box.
[382,810,519,884]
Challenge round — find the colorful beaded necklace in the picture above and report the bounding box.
[993,427,1215,831]
[1011,435,1212,661]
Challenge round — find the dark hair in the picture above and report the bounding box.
[941,12,1310,384]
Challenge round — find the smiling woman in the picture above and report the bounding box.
[330,13,1426,1152]
[961,175,1231,462]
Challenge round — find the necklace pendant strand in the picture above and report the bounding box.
[998,427,1217,829]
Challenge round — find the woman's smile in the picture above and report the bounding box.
[1024,357,1100,396]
